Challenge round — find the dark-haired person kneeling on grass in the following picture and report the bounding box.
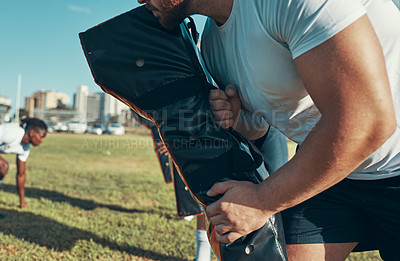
[0,117,47,209]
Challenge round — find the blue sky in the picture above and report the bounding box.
[0,0,206,112]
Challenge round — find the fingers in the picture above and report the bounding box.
[206,181,236,217]
[211,217,243,243]
[209,85,242,129]
[209,99,232,111]
[218,232,242,244]
[209,209,242,243]
[205,181,267,244]
[209,91,232,113]
[209,89,235,129]
[207,181,234,197]
[214,221,230,233]
[20,202,29,209]
[209,88,228,101]
[211,216,231,233]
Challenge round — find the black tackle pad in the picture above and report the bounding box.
[80,6,287,261]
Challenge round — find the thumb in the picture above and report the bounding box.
[225,85,241,123]
[207,180,236,197]
[225,84,239,99]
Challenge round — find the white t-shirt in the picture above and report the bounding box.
[201,0,400,180]
[0,123,30,162]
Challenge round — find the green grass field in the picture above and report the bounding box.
[0,132,382,260]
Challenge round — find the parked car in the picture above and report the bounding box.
[46,122,69,133]
[46,122,56,133]
[68,120,87,134]
[53,122,69,132]
[88,124,105,135]
[107,123,125,135]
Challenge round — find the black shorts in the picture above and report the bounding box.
[281,175,400,260]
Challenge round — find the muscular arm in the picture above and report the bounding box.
[261,14,395,211]
[16,157,28,208]
[207,15,396,242]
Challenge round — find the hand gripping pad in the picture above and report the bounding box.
[79,6,287,260]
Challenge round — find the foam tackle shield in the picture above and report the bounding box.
[133,110,202,217]
[172,163,203,217]
[150,126,173,184]
[132,111,173,183]
[79,6,287,260]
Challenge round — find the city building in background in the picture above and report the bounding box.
[87,92,101,123]
[72,85,130,125]
[72,85,131,125]
[100,92,130,124]
[24,90,74,123]
[25,90,69,110]
[73,85,89,121]
[18,85,134,133]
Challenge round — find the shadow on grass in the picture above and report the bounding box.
[0,208,188,261]
[0,184,178,220]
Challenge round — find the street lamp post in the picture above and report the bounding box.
[15,74,22,123]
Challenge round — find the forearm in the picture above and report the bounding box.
[257,113,395,215]
[259,14,399,216]
[16,173,26,204]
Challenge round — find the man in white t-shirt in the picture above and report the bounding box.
[0,118,47,208]
[137,0,400,259]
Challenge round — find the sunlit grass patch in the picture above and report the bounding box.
[0,133,381,260]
